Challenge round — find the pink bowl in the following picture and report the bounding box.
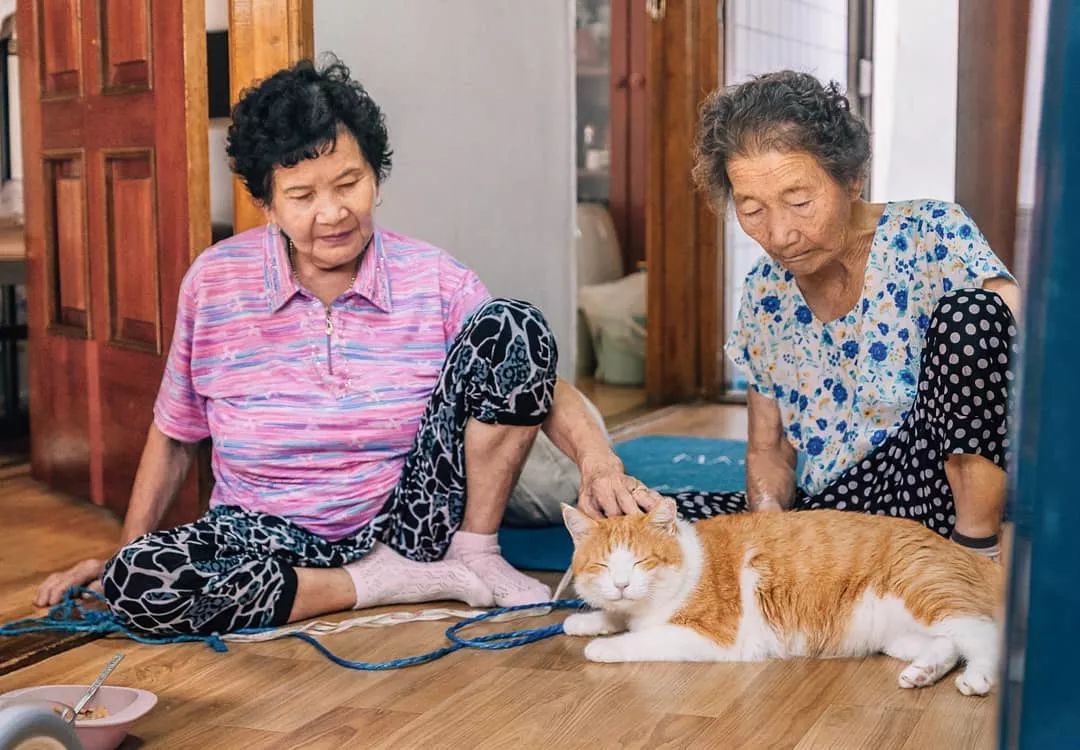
[0,685,157,750]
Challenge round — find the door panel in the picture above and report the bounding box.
[104,150,159,353]
[44,153,89,334]
[38,0,82,99]
[99,0,152,93]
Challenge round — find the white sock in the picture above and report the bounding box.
[343,543,494,609]
[445,531,552,607]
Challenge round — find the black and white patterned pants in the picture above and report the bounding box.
[670,288,1017,537]
[101,299,558,636]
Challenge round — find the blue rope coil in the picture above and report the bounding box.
[0,588,587,670]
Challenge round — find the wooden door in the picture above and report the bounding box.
[609,0,648,271]
[955,0,1031,270]
[644,0,721,403]
[17,0,210,524]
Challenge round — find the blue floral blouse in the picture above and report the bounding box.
[726,199,1014,494]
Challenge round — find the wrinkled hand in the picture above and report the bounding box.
[34,558,105,608]
[578,459,664,519]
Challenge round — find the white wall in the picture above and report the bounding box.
[207,122,232,227]
[314,0,577,376]
[6,43,20,180]
[1017,0,1049,210]
[205,0,228,32]
[870,0,958,202]
[1,3,22,223]
[1,0,19,181]
[1013,0,1050,283]
[205,0,232,230]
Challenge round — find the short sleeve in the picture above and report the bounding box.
[153,271,210,443]
[440,254,492,345]
[724,277,774,396]
[936,203,1015,289]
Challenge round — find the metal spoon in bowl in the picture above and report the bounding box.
[72,653,124,718]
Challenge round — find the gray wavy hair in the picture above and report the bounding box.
[693,70,871,205]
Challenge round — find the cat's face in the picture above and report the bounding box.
[562,499,685,612]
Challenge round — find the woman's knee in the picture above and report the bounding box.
[928,289,1016,347]
[920,289,1014,459]
[925,288,1016,377]
[100,535,204,634]
[454,298,559,423]
[465,298,559,380]
[101,539,159,604]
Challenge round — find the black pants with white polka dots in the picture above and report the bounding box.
[668,288,1017,537]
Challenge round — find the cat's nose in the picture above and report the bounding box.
[614,580,629,591]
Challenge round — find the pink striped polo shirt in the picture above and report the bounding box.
[154,224,491,540]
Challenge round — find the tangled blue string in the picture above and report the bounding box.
[0,588,587,670]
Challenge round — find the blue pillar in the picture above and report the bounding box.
[1000,1,1080,747]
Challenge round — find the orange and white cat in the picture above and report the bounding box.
[561,498,1002,696]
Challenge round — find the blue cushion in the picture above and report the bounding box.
[498,435,750,571]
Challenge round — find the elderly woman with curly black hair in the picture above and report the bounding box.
[33,58,658,635]
[664,71,1021,561]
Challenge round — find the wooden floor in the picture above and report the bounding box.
[0,404,997,749]
[576,375,648,426]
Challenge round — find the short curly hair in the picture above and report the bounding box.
[226,56,393,205]
[693,71,870,205]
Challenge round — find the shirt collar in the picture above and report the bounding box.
[355,229,394,313]
[265,225,393,313]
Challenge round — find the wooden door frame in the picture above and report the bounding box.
[228,0,314,234]
[644,0,721,405]
[955,0,1031,271]
[182,3,213,262]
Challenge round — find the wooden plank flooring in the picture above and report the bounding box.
[576,376,648,426]
[0,404,998,748]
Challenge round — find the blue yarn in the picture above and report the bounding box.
[0,588,586,670]
[0,589,232,652]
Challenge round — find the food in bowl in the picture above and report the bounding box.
[77,705,111,721]
[53,704,111,721]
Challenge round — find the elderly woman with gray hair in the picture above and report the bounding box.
[663,71,1020,561]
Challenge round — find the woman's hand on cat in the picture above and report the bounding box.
[578,458,661,518]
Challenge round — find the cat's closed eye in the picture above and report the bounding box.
[586,563,608,573]
[635,556,658,568]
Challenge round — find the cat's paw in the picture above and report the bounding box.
[955,669,994,696]
[583,637,629,663]
[898,662,945,689]
[564,611,617,637]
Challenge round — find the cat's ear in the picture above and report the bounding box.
[562,503,596,543]
[647,497,678,535]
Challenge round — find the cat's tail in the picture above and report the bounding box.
[933,616,999,696]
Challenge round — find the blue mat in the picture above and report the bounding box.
[498,435,749,572]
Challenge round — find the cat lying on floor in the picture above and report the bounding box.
[561,498,1001,696]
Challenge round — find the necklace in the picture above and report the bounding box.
[286,236,361,288]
